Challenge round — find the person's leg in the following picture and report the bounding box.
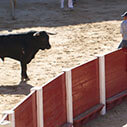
[118,40,127,49]
[123,40,127,48]
[118,41,123,49]
[68,0,73,8]
[61,0,64,8]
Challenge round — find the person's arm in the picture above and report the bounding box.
[120,22,124,37]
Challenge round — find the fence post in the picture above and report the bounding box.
[31,87,44,127]
[63,69,73,125]
[97,55,106,115]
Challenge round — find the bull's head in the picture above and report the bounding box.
[33,31,51,50]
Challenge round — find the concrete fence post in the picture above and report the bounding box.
[63,69,73,125]
[97,55,106,115]
[31,87,44,127]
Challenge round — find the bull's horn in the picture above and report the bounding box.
[47,32,57,35]
[33,32,40,36]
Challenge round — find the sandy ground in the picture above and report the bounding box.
[0,0,127,126]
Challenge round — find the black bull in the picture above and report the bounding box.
[0,31,51,81]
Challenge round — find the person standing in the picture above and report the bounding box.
[118,11,127,48]
[61,0,73,9]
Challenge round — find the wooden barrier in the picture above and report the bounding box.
[105,49,127,110]
[1,49,127,127]
[71,58,102,126]
[43,73,67,127]
[72,59,100,117]
[12,91,37,127]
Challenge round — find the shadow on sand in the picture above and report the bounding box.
[0,81,33,95]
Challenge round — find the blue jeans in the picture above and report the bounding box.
[118,40,127,49]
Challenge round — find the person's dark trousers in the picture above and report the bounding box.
[118,40,127,49]
[73,0,76,5]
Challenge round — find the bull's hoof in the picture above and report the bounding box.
[25,77,30,81]
[21,77,30,82]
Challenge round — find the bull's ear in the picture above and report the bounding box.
[33,32,40,36]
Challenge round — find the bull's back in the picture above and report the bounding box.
[0,31,36,61]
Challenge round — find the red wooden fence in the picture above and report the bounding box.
[71,59,100,118]
[105,49,127,99]
[1,49,127,127]
[13,91,37,127]
[43,73,67,127]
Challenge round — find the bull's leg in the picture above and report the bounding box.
[20,62,30,81]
